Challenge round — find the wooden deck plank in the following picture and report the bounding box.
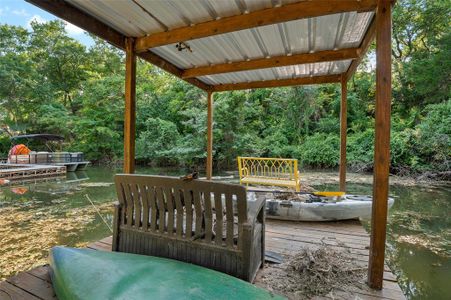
[0,219,404,300]
[27,266,51,283]
[0,281,41,300]
[266,230,370,249]
[86,241,112,252]
[6,272,56,300]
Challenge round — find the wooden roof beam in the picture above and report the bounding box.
[345,16,376,81]
[212,75,341,92]
[25,0,212,91]
[135,0,377,52]
[182,48,360,79]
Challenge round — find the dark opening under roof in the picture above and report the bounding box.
[11,134,65,142]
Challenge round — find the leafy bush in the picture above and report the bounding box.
[346,129,374,170]
[297,133,340,168]
[136,118,180,165]
[414,100,451,171]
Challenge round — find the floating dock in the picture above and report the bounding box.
[52,162,89,172]
[0,164,66,181]
[0,219,405,300]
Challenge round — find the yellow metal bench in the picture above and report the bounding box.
[237,157,301,192]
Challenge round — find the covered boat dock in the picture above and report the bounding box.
[2,0,400,297]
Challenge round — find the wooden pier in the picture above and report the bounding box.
[0,219,405,300]
[0,164,66,181]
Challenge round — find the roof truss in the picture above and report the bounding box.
[212,74,341,92]
[182,48,360,79]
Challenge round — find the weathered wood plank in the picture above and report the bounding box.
[266,230,370,250]
[7,272,56,300]
[156,187,165,233]
[0,281,41,300]
[266,220,370,237]
[174,189,184,238]
[130,183,140,228]
[265,225,371,244]
[141,184,150,231]
[225,192,234,248]
[204,191,213,242]
[27,266,51,283]
[193,190,203,237]
[184,189,193,239]
[214,191,223,246]
[149,186,158,232]
[124,184,134,228]
[164,187,175,235]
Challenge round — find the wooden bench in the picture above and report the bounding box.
[238,157,301,192]
[113,174,266,282]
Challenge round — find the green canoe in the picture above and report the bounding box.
[50,247,285,300]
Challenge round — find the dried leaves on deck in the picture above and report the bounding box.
[261,245,367,299]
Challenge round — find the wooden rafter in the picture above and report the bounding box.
[212,75,340,92]
[25,0,212,91]
[182,48,360,79]
[135,0,377,52]
[345,16,377,80]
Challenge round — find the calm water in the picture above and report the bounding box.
[0,166,449,299]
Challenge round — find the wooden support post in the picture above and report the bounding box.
[206,91,214,180]
[339,75,347,192]
[123,37,136,174]
[368,0,392,290]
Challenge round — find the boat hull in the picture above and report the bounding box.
[264,194,395,221]
[50,247,284,300]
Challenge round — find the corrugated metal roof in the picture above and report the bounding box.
[151,11,373,70]
[65,0,374,88]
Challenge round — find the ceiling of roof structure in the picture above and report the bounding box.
[43,0,377,91]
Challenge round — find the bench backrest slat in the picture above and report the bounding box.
[115,175,248,249]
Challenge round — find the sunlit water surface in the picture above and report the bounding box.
[0,166,449,299]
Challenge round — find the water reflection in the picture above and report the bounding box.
[0,167,449,299]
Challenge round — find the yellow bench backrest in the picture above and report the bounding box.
[237,157,299,181]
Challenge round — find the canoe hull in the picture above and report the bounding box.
[50,247,284,300]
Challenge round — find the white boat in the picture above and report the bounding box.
[248,192,394,221]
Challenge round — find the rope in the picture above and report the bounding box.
[84,194,113,233]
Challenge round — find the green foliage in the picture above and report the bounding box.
[0,4,449,176]
[297,133,340,168]
[414,101,451,171]
[136,118,180,164]
[347,129,375,169]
